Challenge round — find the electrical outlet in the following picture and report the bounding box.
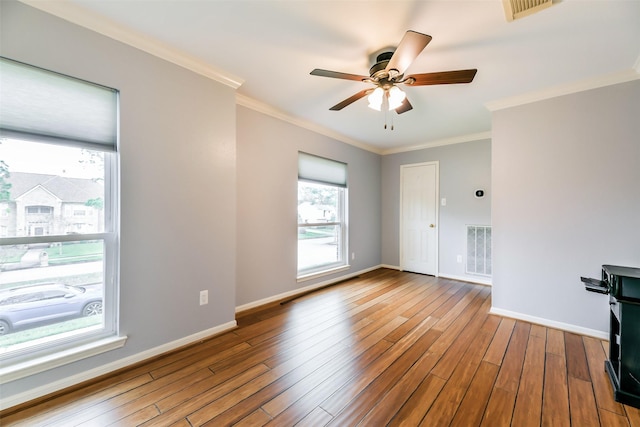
[456,255,463,263]
[352,252,355,261]
[199,290,208,306]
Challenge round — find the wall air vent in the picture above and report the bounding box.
[503,0,553,22]
[467,225,492,277]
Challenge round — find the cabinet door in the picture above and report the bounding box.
[619,303,640,395]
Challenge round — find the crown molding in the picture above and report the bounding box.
[485,68,640,112]
[236,94,382,155]
[380,131,492,155]
[236,94,490,156]
[18,0,244,89]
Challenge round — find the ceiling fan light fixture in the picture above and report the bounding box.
[367,87,384,111]
[388,86,406,110]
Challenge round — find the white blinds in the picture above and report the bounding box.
[298,152,347,188]
[0,57,118,151]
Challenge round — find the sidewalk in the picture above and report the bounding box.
[0,261,103,285]
[19,248,44,268]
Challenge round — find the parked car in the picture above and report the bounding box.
[0,283,102,335]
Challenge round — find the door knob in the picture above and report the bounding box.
[429,224,435,228]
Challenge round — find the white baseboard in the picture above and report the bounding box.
[438,273,492,286]
[235,265,382,313]
[377,266,492,287]
[489,307,608,340]
[1,320,237,411]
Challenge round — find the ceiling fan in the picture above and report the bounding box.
[310,30,477,115]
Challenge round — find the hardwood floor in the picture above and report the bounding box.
[2,268,640,426]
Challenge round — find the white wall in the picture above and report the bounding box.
[236,106,381,306]
[381,139,492,283]
[1,1,237,401]
[492,80,640,335]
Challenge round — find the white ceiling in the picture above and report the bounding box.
[24,0,640,153]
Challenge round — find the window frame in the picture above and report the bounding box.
[0,57,123,382]
[0,143,123,383]
[0,149,120,345]
[296,153,349,280]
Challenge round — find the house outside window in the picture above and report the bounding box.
[0,57,122,380]
[297,152,348,278]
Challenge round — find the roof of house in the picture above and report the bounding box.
[6,172,103,203]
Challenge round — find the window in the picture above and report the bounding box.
[0,57,121,379]
[27,206,52,214]
[297,152,347,278]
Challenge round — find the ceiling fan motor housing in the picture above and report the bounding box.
[369,51,395,80]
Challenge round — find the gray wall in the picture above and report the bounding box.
[381,139,492,282]
[2,1,237,398]
[492,80,640,333]
[236,106,381,306]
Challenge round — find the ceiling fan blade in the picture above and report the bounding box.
[385,31,432,75]
[329,89,370,111]
[310,69,369,82]
[405,69,478,86]
[395,97,413,114]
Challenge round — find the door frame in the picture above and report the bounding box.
[399,161,439,276]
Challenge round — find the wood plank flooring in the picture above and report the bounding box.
[2,268,640,426]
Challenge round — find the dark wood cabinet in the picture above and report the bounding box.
[602,266,640,408]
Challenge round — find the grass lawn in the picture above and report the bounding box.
[298,228,334,240]
[0,247,27,264]
[1,241,104,265]
[0,316,102,347]
[45,241,103,262]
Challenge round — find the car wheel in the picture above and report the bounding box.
[0,320,10,335]
[82,301,103,317]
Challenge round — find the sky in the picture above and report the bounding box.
[0,138,103,179]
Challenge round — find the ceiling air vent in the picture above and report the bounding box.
[503,0,553,21]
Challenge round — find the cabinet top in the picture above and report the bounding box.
[604,265,640,279]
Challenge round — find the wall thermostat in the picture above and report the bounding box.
[474,189,485,198]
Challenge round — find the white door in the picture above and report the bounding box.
[400,162,438,275]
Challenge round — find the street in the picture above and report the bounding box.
[0,261,102,286]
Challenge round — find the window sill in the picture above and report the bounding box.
[0,335,128,384]
[297,265,350,283]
